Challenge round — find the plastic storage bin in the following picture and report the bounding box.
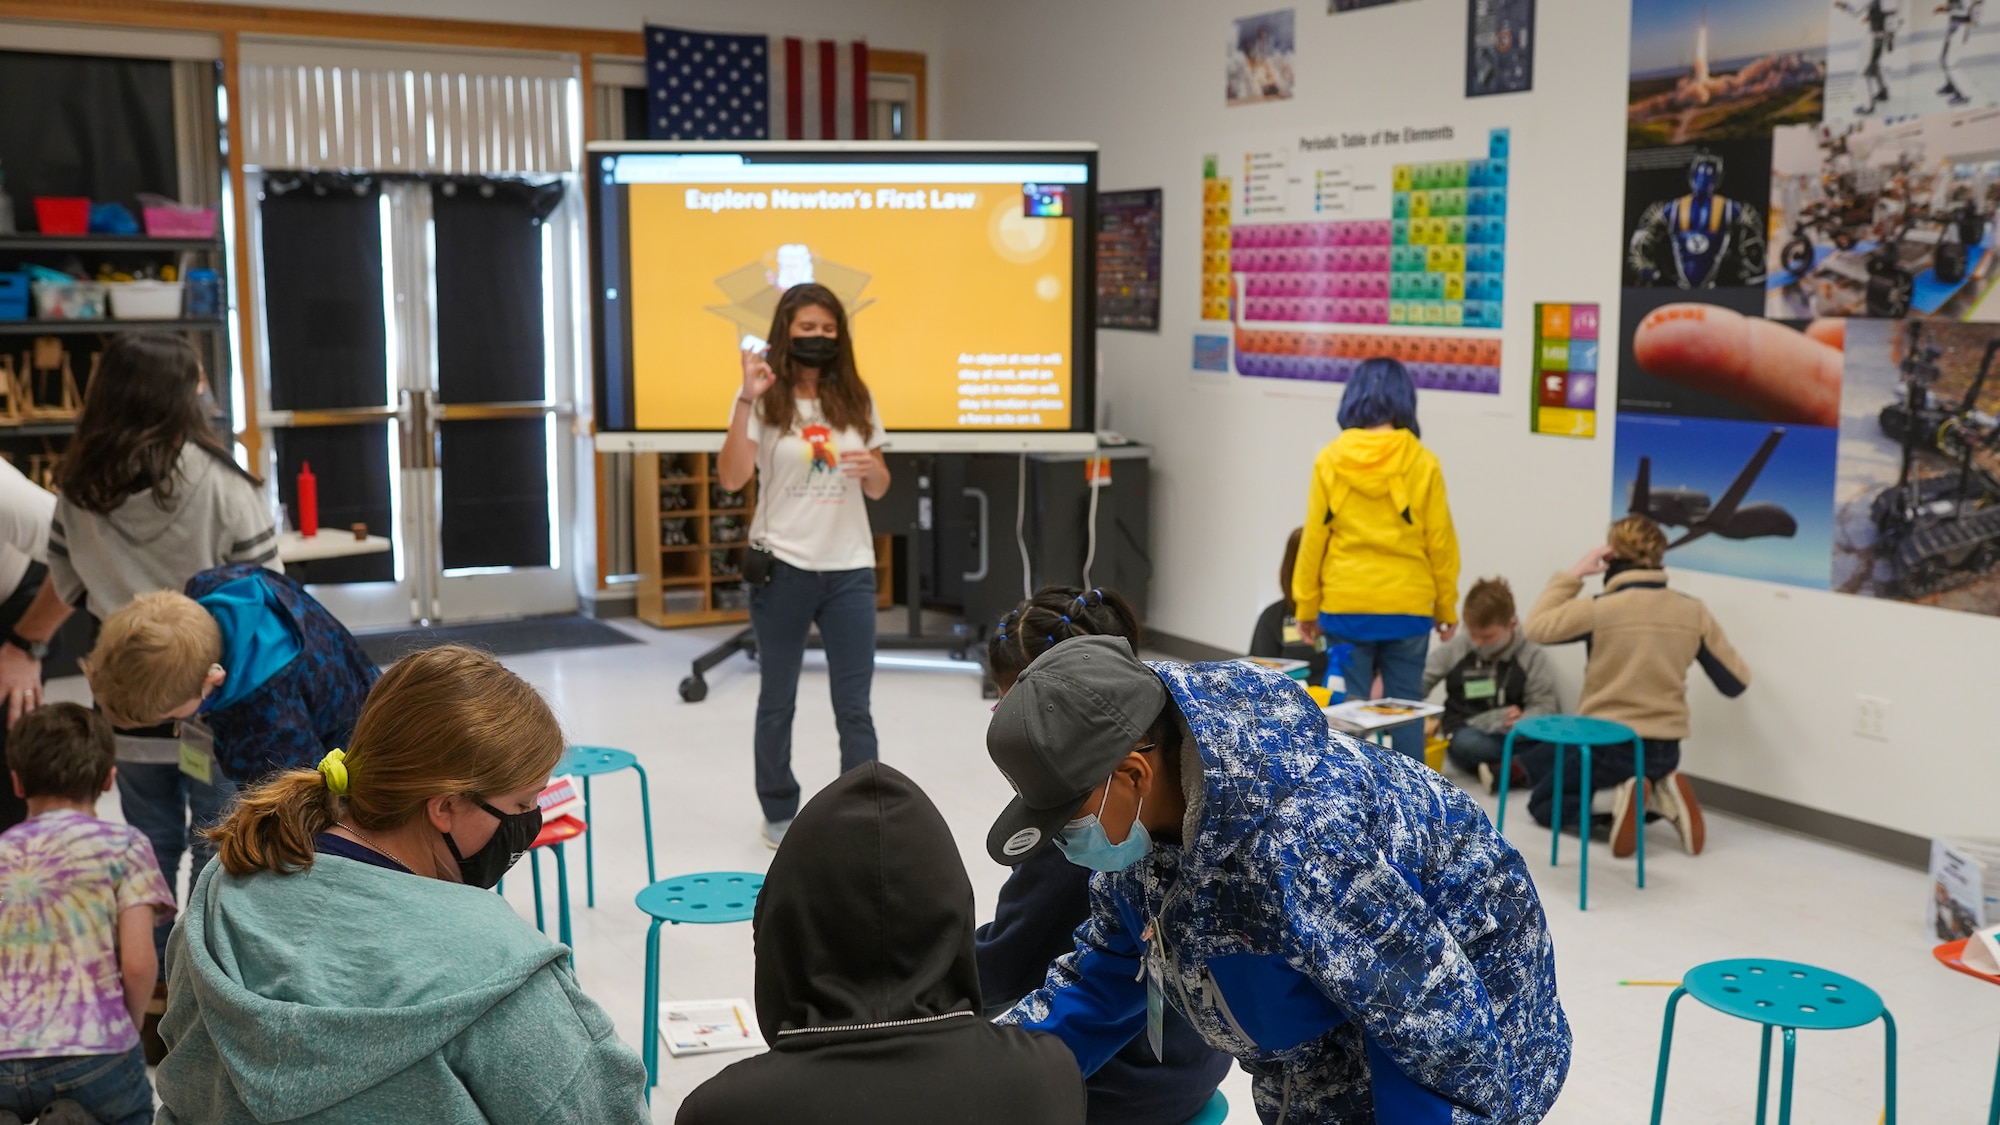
[142,204,217,239]
[33,197,88,235]
[661,588,706,615]
[183,269,221,317]
[31,279,108,320]
[107,280,184,320]
[0,273,27,321]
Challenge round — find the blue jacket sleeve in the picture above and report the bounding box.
[996,879,1149,1078]
[1277,840,1512,1123]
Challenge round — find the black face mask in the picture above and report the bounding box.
[788,335,840,371]
[442,798,542,889]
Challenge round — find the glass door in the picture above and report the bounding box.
[251,173,578,627]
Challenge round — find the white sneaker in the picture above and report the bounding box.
[1657,772,1705,855]
[762,818,792,849]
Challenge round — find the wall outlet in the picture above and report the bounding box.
[1855,695,1890,742]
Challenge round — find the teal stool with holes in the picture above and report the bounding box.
[1497,713,1646,910]
[637,872,763,1099]
[1182,1090,1229,1125]
[558,745,657,908]
[1650,959,1896,1124]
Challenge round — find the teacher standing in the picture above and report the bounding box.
[718,283,890,848]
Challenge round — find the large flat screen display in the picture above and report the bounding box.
[589,143,1098,450]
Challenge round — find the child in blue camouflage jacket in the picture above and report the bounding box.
[985,635,1569,1124]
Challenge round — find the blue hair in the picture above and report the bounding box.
[1337,357,1420,438]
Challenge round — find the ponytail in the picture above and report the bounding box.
[210,767,342,875]
[987,586,1143,688]
[204,644,565,878]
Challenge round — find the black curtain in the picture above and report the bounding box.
[261,173,387,411]
[432,178,561,571]
[0,50,179,226]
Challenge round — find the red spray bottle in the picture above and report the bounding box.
[297,462,319,538]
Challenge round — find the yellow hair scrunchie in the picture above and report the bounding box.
[317,749,350,796]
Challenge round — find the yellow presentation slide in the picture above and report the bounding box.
[626,181,1075,432]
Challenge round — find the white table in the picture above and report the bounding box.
[277,530,391,563]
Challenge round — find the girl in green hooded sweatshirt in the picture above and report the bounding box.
[154,645,648,1125]
[1293,357,1461,762]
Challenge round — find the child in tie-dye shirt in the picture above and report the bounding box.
[0,703,174,1125]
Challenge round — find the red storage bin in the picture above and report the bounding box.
[33,198,89,235]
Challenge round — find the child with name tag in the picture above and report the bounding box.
[1421,576,1559,792]
[85,564,378,790]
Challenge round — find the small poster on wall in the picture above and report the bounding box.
[1227,10,1295,106]
[1097,189,1163,331]
[1531,302,1597,437]
[1467,0,1535,97]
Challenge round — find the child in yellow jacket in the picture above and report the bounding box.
[1294,358,1461,761]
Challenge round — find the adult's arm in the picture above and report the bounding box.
[997,883,1150,1078]
[718,349,776,493]
[0,580,71,723]
[457,964,650,1125]
[1521,572,1592,647]
[1420,461,1462,627]
[1695,605,1751,697]
[1291,452,1334,624]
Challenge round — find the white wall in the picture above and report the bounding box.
[941,0,1993,841]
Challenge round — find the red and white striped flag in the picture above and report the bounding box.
[769,37,870,140]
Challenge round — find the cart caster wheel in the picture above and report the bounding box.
[679,676,708,703]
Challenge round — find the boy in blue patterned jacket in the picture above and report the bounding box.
[84,565,377,787]
[986,635,1569,1124]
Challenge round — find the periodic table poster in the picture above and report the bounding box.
[1198,120,1511,395]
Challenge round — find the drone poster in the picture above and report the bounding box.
[1615,0,2000,617]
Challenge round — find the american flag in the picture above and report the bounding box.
[644,26,870,141]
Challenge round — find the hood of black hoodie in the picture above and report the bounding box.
[752,762,983,1042]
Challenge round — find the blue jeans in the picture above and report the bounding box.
[116,760,236,963]
[748,561,879,823]
[1327,630,1429,761]
[0,1047,153,1125]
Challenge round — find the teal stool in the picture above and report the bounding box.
[1183,1090,1229,1125]
[1651,959,1897,1124]
[638,872,764,1099]
[559,745,657,908]
[1497,713,1645,910]
[523,814,586,952]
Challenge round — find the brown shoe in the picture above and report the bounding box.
[1660,771,1706,855]
[1609,777,1650,859]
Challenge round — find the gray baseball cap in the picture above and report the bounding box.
[985,634,1167,866]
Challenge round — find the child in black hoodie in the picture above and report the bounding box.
[675,762,1083,1125]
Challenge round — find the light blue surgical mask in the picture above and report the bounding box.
[1054,777,1153,873]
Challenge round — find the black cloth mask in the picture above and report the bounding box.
[787,335,840,371]
[443,798,542,889]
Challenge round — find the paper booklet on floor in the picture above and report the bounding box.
[536,775,584,822]
[1322,697,1445,731]
[659,998,765,1057]
[1927,838,2000,943]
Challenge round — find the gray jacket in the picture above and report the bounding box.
[51,444,279,619]
[1422,628,1561,735]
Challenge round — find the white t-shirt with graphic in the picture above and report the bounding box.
[742,395,886,572]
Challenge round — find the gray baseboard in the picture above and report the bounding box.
[1686,774,1928,870]
[1144,629,1240,663]
[580,591,637,620]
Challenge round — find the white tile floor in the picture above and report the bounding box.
[73,617,2000,1124]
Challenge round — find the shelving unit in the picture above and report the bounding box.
[633,452,760,627]
[0,236,222,253]
[633,451,896,629]
[0,318,225,335]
